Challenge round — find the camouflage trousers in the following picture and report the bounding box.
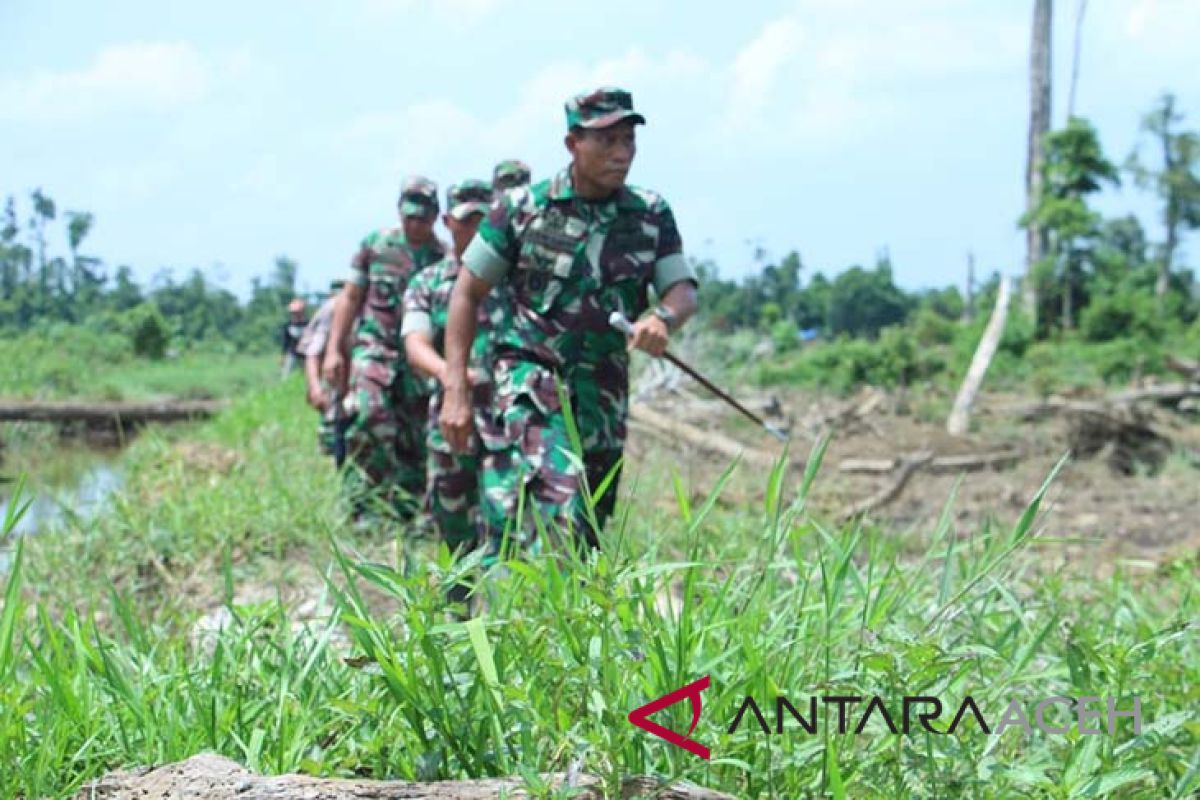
[344,350,428,520]
[479,396,624,562]
[426,448,481,554]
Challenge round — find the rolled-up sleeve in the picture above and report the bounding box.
[651,204,695,294]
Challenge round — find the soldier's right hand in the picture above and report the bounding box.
[440,380,475,453]
[322,351,348,394]
[306,384,330,412]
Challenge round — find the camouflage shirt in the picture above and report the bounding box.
[462,167,694,451]
[347,226,446,357]
[402,256,508,454]
[297,297,336,358]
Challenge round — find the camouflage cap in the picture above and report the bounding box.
[446,179,493,221]
[492,159,532,192]
[564,87,645,131]
[398,175,439,219]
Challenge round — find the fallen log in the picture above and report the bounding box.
[838,449,1022,475]
[840,451,933,522]
[1108,382,1200,406]
[838,457,899,474]
[0,399,226,425]
[1165,354,1200,381]
[629,403,783,469]
[1004,383,1200,421]
[928,449,1022,473]
[76,752,735,800]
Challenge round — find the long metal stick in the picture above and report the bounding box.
[609,312,788,442]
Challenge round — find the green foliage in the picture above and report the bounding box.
[1080,290,1165,342]
[1,191,309,353]
[912,307,958,346]
[1127,93,1200,270]
[826,261,911,339]
[2,394,1196,798]
[122,303,170,359]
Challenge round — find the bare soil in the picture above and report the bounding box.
[623,385,1200,575]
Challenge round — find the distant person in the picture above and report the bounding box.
[440,87,698,562]
[298,279,351,459]
[322,176,448,523]
[280,298,308,379]
[492,159,531,197]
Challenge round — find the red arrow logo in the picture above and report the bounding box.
[627,675,711,760]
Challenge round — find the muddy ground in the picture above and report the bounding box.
[623,383,1200,575]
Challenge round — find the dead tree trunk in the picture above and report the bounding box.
[1066,0,1088,119]
[1023,0,1053,319]
[76,753,735,800]
[947,277,1012,436]
[0,399,225,425]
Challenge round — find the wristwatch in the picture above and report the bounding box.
[652,305,678,333]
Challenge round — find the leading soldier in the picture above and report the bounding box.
[440,87,698,560]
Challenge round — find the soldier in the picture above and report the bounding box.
[323,176,447,521]
[298,278,348,457]
[492,159,531,197]
[440,87,698,561]
[402,180,501,581]
[280,298,308,379]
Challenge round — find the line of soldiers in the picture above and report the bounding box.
[299,87,699,594]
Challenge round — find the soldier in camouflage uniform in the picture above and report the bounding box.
[492,159,531,196]
[323,176,447,520]
[401,180,505,556]
[440,87,699,560]
[298,278,348,456]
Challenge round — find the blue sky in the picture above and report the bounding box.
[2,0,1198,299]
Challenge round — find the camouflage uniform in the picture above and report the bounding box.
[461,88,696,557]
[401,180,505,553]
[298,290,338,455]
[345,177,447,517]
[492,160,532,196]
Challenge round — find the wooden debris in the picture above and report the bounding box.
[629,403,782,469]
[839,457,899,474]
[76,752,735,800]
[1165,354,1200,381]
[839,449,1022,475]
[947,276,1011,436]
[1006,382,1200,421]
[0,399,225,425]
[840,451,933,521]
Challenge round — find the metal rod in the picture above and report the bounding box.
[609,312,788,442]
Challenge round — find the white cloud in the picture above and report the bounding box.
[729,17,803,122]
[0,43,214,123]
[714,1,1024,146]
[335,47,710,177]
[361,0,504,25]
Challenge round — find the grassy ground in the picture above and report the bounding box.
[0,332,275,401]
[1,382,1196,798]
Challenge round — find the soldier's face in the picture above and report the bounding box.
[402,213,436,245]
[444,212,483,256]
[568,121,637,194]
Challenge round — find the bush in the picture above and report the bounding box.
[121,303,170,360]
[1081,290,1165,342]
[912,308,958,346]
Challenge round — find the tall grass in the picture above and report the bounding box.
[0,331,275,401]
[0,387,1195,798]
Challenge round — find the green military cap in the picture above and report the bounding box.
[564,87,646,131]
[398,175,439,219]
[492,159,531,192]
[446,179,493,221]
